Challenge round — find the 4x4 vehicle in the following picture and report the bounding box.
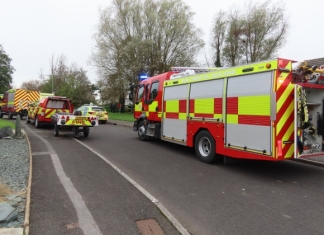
[76,104,109,124]
[26,96,73,128]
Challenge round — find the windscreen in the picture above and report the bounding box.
[137,85,144,103]
[92,107,104,111]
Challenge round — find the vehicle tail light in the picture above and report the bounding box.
[88,111,95,115]
[277,140,282,157]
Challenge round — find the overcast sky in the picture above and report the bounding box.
[1,0,324,88]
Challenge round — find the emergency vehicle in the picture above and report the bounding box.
[26,96,73,128]
[0,89,40,119]
[51,111,98,137]
[132,58,324,163]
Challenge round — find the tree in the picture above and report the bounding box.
[35,55,96,108]
[0,44,15,93]
[21,80,43,90]
[90,0,205,103]
[210,0,289,67]
[211,10,227,67]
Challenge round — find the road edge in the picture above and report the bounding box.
[24,131,32,235]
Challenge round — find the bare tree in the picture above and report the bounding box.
[210,0,289,67]
[210,10,227,67]
[90,0,205,102]
[20,80,42,90]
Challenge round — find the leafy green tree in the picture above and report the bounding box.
[90,0,205,103]
[0,45,15,93]
[210,0,289,67]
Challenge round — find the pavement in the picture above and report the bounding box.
[2,118,324,235]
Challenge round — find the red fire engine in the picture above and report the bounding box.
[131,58,324,163]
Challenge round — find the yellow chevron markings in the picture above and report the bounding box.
[276,101,294,134]
[277,84,294,112]
[277,62,291,90]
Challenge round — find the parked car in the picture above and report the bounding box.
[76,104,109,124]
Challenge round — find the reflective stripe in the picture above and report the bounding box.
[194,98,214,114]
[179,113,186,120]
[165,100,179,113]
[148,101,158,112]
[227,114,238,124]
[275,61,295,159]
[238,95,270,115]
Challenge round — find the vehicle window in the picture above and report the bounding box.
[136,85,144,103]
[92,107,104,111]
[150,81,159,100]
[63,101,69,109]
[47,100,64,108]
[146,84,150,100]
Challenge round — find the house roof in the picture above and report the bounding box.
[305,57,324,66]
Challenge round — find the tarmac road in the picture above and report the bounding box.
[22,119,324,235]
[23,122,183,235]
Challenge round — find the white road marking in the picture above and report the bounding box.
[73,138,190,235]
[24,125,102,235]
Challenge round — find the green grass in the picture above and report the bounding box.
[0,118,15,129]
[108,112,135,122]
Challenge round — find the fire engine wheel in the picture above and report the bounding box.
[8,112,13,119]
[35,116,40,128]
[0,112,3,118]
[195,130,217,163]
[54,124,59,137]
[138,120,148,141]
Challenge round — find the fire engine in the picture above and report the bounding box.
[131,58,324,163]
[0,89,40,119]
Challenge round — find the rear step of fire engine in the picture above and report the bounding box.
[146,124,155,137]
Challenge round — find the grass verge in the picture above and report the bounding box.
[108,112,134,122]
[0,118,15,129]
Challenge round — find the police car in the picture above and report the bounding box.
[76,103,109,124]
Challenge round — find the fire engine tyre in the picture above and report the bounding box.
[26,115,30,123]
[195,130,218,164]
[8,112,13,119]
[0,112,3,118]
[138,120,148,141]
[35,116,40,128]
[54,124,59,137]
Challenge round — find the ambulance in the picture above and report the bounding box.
[131,58,324,163]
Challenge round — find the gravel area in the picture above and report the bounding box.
[0,137,30,228]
